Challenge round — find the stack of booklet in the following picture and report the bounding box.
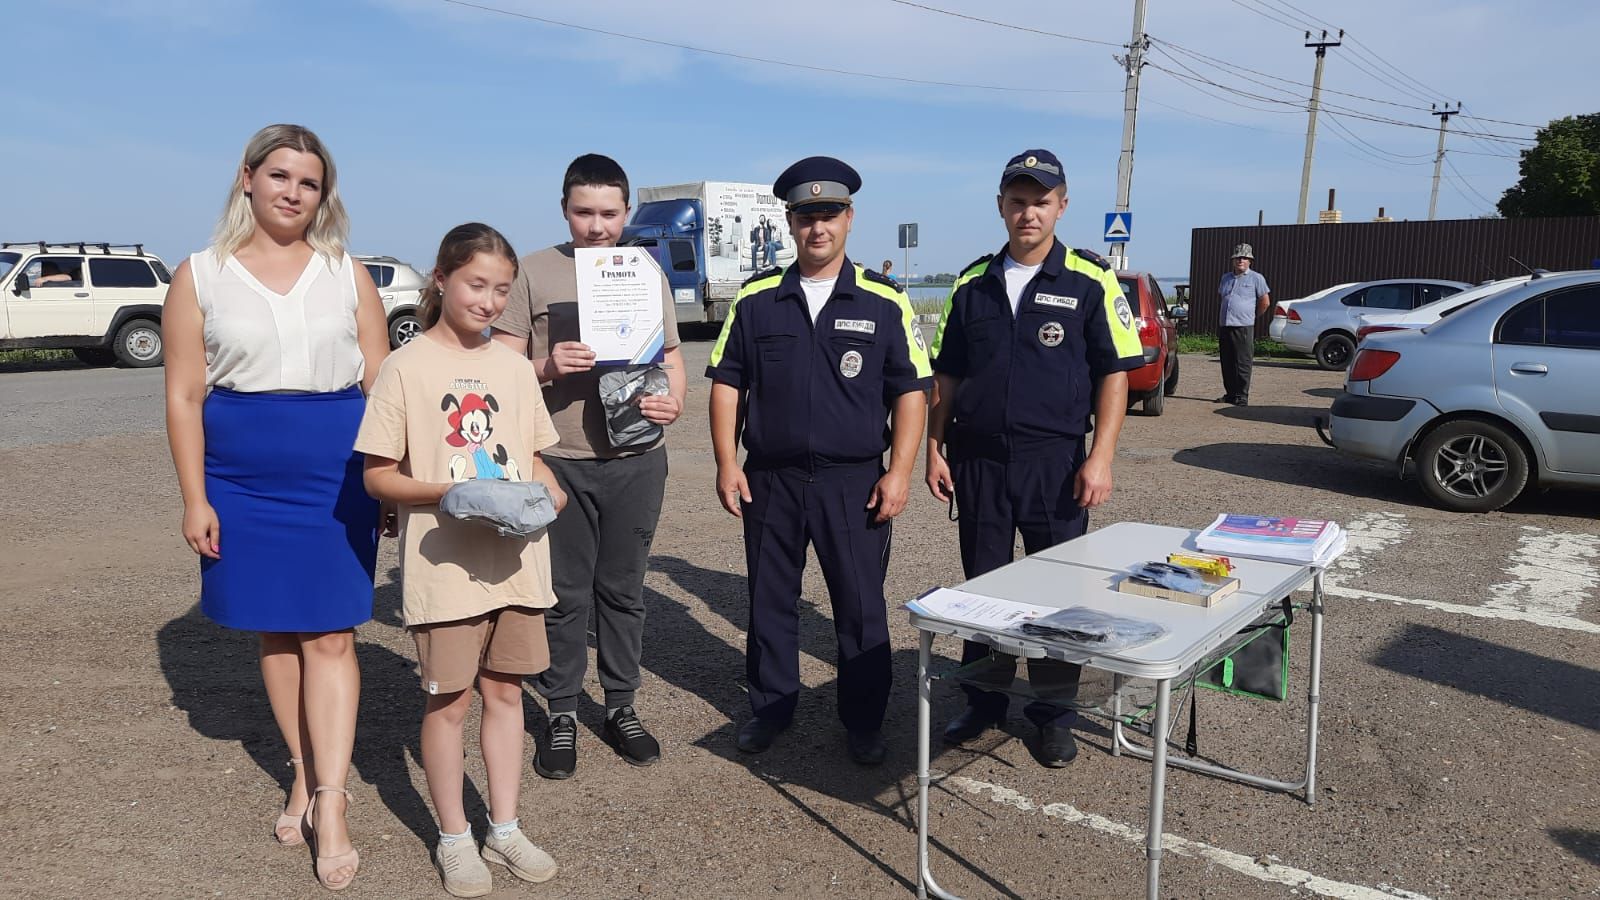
[1196,514,1346,566]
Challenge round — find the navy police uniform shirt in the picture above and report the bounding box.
[930,239,1144,441]
[706,259,932,468]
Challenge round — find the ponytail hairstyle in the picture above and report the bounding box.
[417,223,519,329]
[213,124,349,262]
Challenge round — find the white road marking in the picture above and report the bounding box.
[1321,582,1600,635]
[946,776,1434,900]
[1332,511,1411,578]
[1486,526,1599,619]
[1320,511,1600,634]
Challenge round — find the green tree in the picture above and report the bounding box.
[1497,113,1600,217]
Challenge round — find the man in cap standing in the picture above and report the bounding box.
[1217,244,1271,406]
[706,156,930,765]
[925,149,1144,767]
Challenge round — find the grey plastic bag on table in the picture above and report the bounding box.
[439,479,558,537]
[598,365,670,449]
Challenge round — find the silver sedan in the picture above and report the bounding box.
[1323,271,1600,512]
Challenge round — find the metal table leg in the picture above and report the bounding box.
[916,629,959,900]
[1111,574,1326,802]
[1304,570,1324,805]
[1145,678,1171,900]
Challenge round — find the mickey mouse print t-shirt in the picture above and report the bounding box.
[356,335,560,626]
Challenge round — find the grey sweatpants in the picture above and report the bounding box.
[536,449,667,713]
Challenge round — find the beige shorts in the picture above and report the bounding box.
[411,607,550,695]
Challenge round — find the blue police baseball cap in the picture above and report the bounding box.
[1000,149,1066,192]
[774,156,861,214]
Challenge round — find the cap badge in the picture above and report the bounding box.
[810,182,822,196]
[1024,156,1038,168]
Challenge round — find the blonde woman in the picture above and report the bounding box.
[164,124,388,890]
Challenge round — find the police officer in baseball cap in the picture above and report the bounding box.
[925,148,1145,767]
[707,156,930,765]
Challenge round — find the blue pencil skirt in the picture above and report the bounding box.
[200,386,378,633]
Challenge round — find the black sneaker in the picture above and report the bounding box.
[846,729,887,767]
[942,705,1005,745]
[735,716,788,753]
[1038,724,1079,768]
[534,713,577,780]
[603,706,661,767]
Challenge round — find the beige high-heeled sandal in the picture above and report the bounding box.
[305,785,359,891]
[273,758,307,846]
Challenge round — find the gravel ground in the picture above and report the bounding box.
[1,345,1595,900]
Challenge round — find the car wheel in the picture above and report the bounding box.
[1163,353,1180,396]
[388,313,423,348]
[1141,384,1165,416]
[1313,333,1356,371]
[73,348,117,367]
[1415,419,1530,512]
[113,319,164,367]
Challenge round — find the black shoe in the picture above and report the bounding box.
[1231,396,1249,407]
[736,717,788,754]
[1038,725,1079,768]
[846,729,886,767]
[534,713,578,780]
[943,706,1004,745]
[1214,395,1232,404]
[603,705,661,767]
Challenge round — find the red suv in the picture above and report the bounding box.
[1115,271,1180,416]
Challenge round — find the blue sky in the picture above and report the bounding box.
[8,0,1597,281]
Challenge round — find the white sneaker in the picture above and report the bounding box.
[434,835,493,898]
[481,827,558,883]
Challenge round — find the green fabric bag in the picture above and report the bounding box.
[1197,601,1292,702]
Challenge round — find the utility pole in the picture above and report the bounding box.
[1110,0,1149,269]
[1428,102,1460,221]
[1296,29,1342,225]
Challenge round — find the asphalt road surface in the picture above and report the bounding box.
[1,346,1595,899]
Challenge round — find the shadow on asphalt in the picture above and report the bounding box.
[1214,404,1326,429]
[0,358,94,374]
[1550,827,1600,867]
[1303,387,1343,399]
[645,554,1044,899]
[1372,624,1600,732]
[1173,441,1399,503]
[156,605,476,848]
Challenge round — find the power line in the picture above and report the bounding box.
[1142,59,1535,144]
[1140,96,1301,135]
[437,0,1118,95]
[1322,113,1434,164]
[1152,37,1435,115]
[1224,0,1306,32]
[1446,155,1502,208]
[884,0,1122,46]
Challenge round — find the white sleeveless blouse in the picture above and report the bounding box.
[191,248,365,392]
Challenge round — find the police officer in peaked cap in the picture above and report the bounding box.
[924,149,1145,767]
[706,156,931,765]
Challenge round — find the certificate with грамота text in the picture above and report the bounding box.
[574,246,667,365]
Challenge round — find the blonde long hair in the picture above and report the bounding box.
[212,124,349,261]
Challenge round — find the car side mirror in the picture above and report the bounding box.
[12,273,28,295]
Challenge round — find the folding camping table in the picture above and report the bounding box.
[908,522,1326,900]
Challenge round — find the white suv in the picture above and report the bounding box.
[355,255,427,347]
[0,241,171,367]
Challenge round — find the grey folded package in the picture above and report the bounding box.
[438,479,557,537]
[598,365,670,449]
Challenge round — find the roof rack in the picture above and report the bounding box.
[1,241,147,256]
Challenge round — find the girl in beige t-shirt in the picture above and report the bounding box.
[356,224,567,895]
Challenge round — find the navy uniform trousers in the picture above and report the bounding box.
[951,434,1087,728]
[743,461,892,732]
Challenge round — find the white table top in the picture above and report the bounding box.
[907,522,1318,680]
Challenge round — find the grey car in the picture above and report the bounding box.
[1322,270,1600,512]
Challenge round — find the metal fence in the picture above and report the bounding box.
[1186,216,1600,336]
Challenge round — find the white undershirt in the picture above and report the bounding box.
[799,274,837,323]
[1001,255,1042,314]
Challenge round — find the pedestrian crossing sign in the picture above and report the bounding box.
[1104,212,1131,242]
